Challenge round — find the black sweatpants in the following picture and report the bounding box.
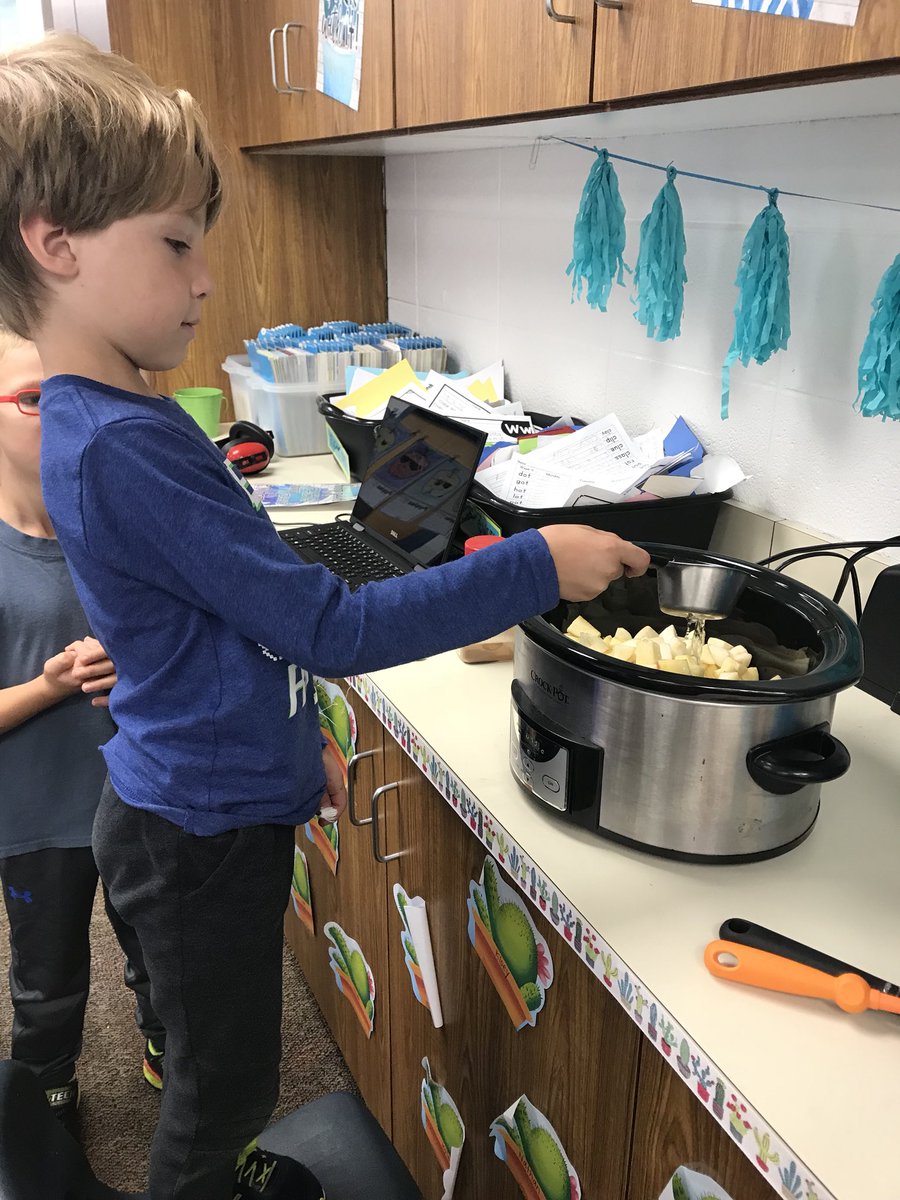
[93,778,295,1200]
[0,843,163,1089]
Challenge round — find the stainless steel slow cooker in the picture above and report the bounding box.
[510,544,864,862]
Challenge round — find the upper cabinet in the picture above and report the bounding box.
[393,0,597,127]
[593,0,900,103]
[232,0,394,147]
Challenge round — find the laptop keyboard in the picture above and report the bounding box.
[280,523,406,586]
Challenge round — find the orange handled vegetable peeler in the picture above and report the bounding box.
[704,940,900,1016]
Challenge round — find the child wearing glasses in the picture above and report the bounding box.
[0,329,165,1133]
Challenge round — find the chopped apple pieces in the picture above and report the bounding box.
[564,617,764,682]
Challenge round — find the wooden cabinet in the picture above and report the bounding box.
[107,0,387,404]
[626,1040,777,1200]
[283,682,397,1132]
[594,0,900,104]
[232,0,395,148]
[382,735,641,1200]
[393,0,597,127]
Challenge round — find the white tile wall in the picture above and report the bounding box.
[386,111,900,552]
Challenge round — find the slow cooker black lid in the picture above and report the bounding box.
[521,543,863,704]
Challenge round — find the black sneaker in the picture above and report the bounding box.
[142,1038,164,1090]
[233,1141,325,1199]
[45,1076,80,1137]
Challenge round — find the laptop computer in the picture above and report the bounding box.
[279,395,488,589]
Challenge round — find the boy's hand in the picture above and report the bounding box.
[64,636,118,707]
[318,747,348,823]
[538,526,651,602]
[42,649,86,699]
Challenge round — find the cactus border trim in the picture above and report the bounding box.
[347,674,832,1200]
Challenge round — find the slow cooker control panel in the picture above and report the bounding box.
[510,709,569,811]
[509,681,605,831]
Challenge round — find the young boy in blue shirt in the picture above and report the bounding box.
[0,34,649,1200]
[0,330,166,1133]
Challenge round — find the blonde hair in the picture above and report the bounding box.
[0,327,28,363]
[0,33,222,337]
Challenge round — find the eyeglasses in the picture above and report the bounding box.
[0,389,40,415]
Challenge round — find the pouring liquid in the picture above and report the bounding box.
[684,614,707,659]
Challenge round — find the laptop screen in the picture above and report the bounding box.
[352,396,488,568]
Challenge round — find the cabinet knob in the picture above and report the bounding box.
[281,22,308,94]
[371,782,404,863]
[347,749,377,827]
[544,0,577,24]
[268,27,291,94]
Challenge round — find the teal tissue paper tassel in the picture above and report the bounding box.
[566,148,627,312]
[855,254,900,421]
[632,165,687,341]
[721,189,791,419]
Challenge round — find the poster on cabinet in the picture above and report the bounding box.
[324,922,375,1037]
[316,0,364,110]
[658,1166,736,1200]
[691,0,860,26]
[290,845,314,934]
[420,1057,465,1200]
[490,1094,581,1200]
[467,856,554,1031]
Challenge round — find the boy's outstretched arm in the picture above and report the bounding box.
[77,421,648,679]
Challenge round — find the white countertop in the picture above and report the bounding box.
[261,450,900,1199]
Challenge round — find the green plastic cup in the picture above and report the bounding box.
[173,387,223,437]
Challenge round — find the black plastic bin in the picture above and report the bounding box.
[459,483,732,551]
[317,395,730,551]
[317,393,380,482]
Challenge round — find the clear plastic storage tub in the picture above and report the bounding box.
[221,356,257,425]
[250,378,329,457]
[221,358,329,456]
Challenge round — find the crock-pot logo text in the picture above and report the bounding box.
[530,669,568,704]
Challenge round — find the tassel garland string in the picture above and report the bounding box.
[555,136,899,422]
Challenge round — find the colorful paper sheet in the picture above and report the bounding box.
[394,884,443,1026]
[333,359,419,417]
[316,0,365,110]
[691,0,859,27]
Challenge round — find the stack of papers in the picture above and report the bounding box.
[329,360,748,510]
[475,414,696,508]
[333,360,522,433]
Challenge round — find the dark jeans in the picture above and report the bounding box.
[0,843,163,1089]
[93,779,295,1200]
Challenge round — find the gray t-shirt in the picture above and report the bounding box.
[0,518,114,856]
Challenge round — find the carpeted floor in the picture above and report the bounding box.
[0,889,356,1192]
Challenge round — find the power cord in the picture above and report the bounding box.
[759,537,900,623]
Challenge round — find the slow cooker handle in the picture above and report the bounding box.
[746,724,851,796]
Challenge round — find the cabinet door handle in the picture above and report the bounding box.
[595,0,624,7]
[269,27,291,94]
[371,782,403,863]
[346,749,377,827]
[545,0,577,22]
[282,21,308,94]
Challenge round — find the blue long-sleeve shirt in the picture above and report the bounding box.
[40,376,559,834]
